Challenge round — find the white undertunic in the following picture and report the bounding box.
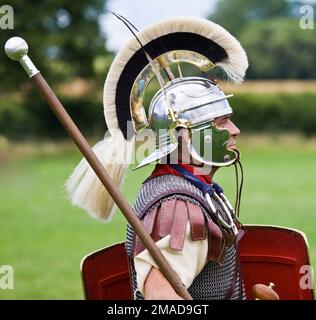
[134,222,208,294]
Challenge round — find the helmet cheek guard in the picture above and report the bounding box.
[188,124,239,168]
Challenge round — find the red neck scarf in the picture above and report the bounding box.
[150,163,212,184]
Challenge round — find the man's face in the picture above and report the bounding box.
[213,113,240,150]
[173,113,240,173]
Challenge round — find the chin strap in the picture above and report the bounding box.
[234,159,244,218]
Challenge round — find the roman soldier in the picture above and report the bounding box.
[5,15,313,301]
[67,16,248,300]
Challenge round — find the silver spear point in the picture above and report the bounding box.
[5,37,39,78]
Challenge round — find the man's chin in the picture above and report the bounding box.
[227,144,237,150]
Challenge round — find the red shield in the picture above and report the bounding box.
[239,225,314,300]
[81,225,314,300]
[81,242,132,300]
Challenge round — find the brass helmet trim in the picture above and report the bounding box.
[130,50,215,133]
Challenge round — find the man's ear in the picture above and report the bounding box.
[174,128,195,165]
[176,128,212,169]
[176,127,190,145]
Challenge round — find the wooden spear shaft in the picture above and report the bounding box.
[5,37,192,300]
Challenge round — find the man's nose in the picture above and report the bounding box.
[227,120,240,136]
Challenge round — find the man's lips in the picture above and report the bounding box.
[227,143,236,150]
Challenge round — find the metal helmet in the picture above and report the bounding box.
[135,76,237,168]
[103,17,248,169]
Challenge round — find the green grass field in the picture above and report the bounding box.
[0,135,315,299]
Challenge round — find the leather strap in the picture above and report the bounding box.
[159,199,176,238]
[134,206,159,256]
[206,215,225,263]
[170,200,189,251]
[187,201,206,241]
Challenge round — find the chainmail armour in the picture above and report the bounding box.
[125,174,246,300]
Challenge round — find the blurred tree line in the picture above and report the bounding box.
[0,0,110,91]
[0,0,111,139]
[209,0,316,79]
[0,0,316,140]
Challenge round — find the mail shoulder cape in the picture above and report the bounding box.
[125,174,245,300]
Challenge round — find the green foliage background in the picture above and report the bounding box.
[2,91,316,139]
[1,0,316,139]
[209,0,316,79]
[0,0,108,91]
